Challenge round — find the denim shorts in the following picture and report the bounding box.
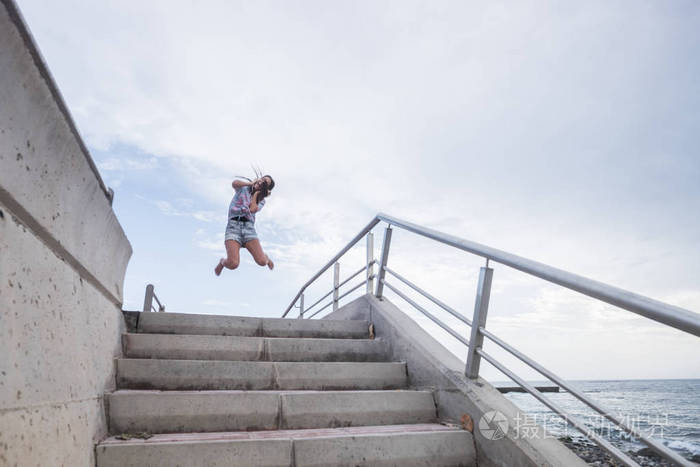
[224,219,258,245]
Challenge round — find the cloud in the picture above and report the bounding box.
[106,177,123,188]
[488,286,639,333]
[202,299,231,307]
[98,156,158,171]
[194,230,224,252]
[16,0,700,378]
[139,197,222,223]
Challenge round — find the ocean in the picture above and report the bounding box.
[498,379,700,462]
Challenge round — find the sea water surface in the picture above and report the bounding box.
[498,379,700,462]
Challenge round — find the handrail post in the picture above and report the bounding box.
[333,262,340,312]
[298,293,305,319]
[366,232,374,294]
[375,226,393,299]
[466,265,494,378]
[143,284,155,313]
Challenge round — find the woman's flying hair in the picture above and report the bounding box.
[235,165,275,201]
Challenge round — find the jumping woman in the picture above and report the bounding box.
[215,174,275,276]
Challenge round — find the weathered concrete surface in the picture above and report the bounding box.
[123,332,387,361]
[138,312,261,336]
[100,309,476,466]
[108,389,436,434]
[0,396,108,467]
[261,317,369,338]
[0,2,131,465]
[280,390,436,429]
[97,437,293,467]
[116,359,276,391]
[121,310,139,332]
[0,188,126,466]
[97,424,474,467]
[108,390,280,433]
[293,428,474,466]
[324,295,587,467]
[116,359,407,390]
[124,333,265,361]
[266,336,385,362]
[273,362,406,390]
[0,1,131,305]
[137,311,369,338]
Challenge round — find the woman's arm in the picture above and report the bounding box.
[249,191,260,213]
[232,179,253,190]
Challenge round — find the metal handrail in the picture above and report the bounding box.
[475,347,639,466]
[282,217,380,317]
[306,301,332,319]
[477,325,691,466]
[385,266,471,326]
[281,213,699,466]
[142,284,165,312]
[382,279,468,346]
[306,279,368,319]
[284,213,700,336]
[375,213,700,337]
[302,263,374,317]
[337,280,367,303]
[304,288,335,315]
[383,273,692,466]
[339,263,372,290]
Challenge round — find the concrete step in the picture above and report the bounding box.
[123,333,387,362]
[116,359,407,391]
[137,312,369,339]
[96,424,475,467]
[108,389,437,434]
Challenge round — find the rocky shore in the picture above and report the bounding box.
[558,436,699,466]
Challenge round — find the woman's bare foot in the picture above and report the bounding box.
[214,258,225,276]
[267,258,274,270]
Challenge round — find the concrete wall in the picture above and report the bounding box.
[325,295,586,467]
[0,1,132,465]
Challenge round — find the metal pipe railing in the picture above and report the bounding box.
[303,288,335,315]
[382,279,468,346]
[300,265,374,319]
[375,213,700,337]
[385,266,471,326]
[478,326,692,466]
[382,274,693,466]
[339,263,372,290]
[476,347,640,467]
[306,299,334,319]
[281,217,380,317]
[306,279,369,320]
[281,213,699,466]
[285,213,700,336]
[337,280,367,303]
[142,284,165,312]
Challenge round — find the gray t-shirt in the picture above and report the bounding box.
[228,185,265,222]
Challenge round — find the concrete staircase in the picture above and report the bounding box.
[96,312,475,466]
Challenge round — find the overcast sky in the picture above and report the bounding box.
[17,0,699,381]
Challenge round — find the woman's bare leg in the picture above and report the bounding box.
[245,239,274,270]
[215,240,242,275]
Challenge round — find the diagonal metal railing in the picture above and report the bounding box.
[142,283,165,312]
[281,213,700,467]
